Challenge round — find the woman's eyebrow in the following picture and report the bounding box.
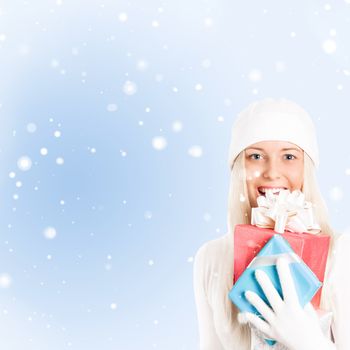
[281,148,302,153]
[245,147,264,151]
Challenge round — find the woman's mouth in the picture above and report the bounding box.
[257,187,288,196]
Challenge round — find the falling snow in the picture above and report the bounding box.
[152,136,167,150]
[188,145,203,158]
[17,156,32,171]
[0,3,349,350]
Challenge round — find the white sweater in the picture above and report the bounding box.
[193,231,350,350]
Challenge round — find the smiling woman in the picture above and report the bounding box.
[193,98,350,350]
[244,141,304,208]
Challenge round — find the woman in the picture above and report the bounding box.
[193,98,350,350]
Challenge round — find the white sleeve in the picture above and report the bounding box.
[193,243,225,350]
[326,233,350,350]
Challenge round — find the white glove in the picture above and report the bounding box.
[237,257,336,350]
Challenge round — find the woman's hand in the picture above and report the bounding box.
[237,257,335,350]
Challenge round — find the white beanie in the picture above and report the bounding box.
[228,98,319,169]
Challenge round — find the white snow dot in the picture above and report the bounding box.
[107,103,118,112]
[204,17,213,27]
[172,87,178,93]
[224,98,232,107]
[27,123,37,133]
[195,83,203,91]
[337,84,343,91]
[9,172,16,179]
[0,274,12,288]
[120,150,127,157]
[324,3,332,11]
[254,170,261,178]
[90,148,96,154]
[47,255,52,260]
[137,59,149,71]
[187,256,194,263]
[201,59,211,69]
[248,69,263,82]
[217,116,224,122]
[0,33,6,41]
[155,74,163,82]
[40,148,48,156]
[145,107,151,113]
[54,130,61,138]
[152,136,167,150]
[148,259,154,266]
[151,20,160,28]
[118,13,128,22]
[15,181,22,188]
[329,186,343,201]
[13,193,18,200]
[110,303,117,310]
[346,0,350,4]
[51,59,59,68]
[345,168,350,176]
[43,227,57,239]
[290,32,296,38]
[17,156,32,171]
[203,213,212,222]
[322,39,337,54]
[239,194,246,202]
[172,120,183,132]
[60,200,65,205]
[123,80,137,95]
[153,319,159,325]
[144,211,153,219]
[72,47,79,55]
[188,145,203,158]
[56,157,64,165]
[275,61,287,73]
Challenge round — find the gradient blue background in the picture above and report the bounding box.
[1,1,350,349]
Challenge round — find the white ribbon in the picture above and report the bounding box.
[247,252,301,270]
[251,189,321,234]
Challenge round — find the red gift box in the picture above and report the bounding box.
[233,224,331,308]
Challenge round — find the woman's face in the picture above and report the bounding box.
[244,140,304,208]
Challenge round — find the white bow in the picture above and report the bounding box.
[251,189,321,234]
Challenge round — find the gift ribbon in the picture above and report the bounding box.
[247,252,301,269]
[251,189,321,234]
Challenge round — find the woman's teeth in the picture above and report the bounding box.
[258,187,287,195]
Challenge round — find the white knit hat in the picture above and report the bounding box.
[228,98,319,169]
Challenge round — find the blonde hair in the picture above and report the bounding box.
[219,149,335,343]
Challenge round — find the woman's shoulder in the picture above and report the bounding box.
[333,230,350,245]
[326,231,350,284]
[330,231,350,261]
[194,233,232,267]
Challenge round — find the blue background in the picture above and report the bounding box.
[1,1,350,349]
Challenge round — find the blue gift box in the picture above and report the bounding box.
[228,234,322,346]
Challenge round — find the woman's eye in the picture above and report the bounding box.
[249,153,262,160]
[285,154,296,160]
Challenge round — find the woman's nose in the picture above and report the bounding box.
[262,160,282,180]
